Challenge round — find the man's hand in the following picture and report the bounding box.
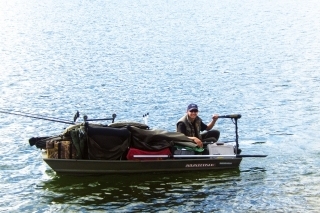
[192,137,203,148]
[212,114,219,121]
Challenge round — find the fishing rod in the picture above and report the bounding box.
[0,108,77,125]
[0,107,75,122]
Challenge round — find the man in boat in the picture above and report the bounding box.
[176,103,220,148]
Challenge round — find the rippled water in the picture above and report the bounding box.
[1,0,320,212]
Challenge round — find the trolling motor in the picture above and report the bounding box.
[218,114,241,154]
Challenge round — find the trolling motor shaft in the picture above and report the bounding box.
[218,114,241,153]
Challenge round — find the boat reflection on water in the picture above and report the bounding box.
[40,169,246,208]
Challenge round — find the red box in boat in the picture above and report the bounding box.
[126,147,171,160]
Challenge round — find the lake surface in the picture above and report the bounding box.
[1,0,320,212]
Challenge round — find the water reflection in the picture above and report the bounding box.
[40,169,243,210]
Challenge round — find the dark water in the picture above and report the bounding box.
[1,0,320,212]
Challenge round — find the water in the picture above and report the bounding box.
[1,0,320,212]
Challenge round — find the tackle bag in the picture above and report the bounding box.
[46,140,77,159]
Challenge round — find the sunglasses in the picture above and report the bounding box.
[189,109,198,113]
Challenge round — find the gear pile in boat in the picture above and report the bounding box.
[0,109,267,174]
[29,118,238,160]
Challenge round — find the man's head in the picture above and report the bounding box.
[187,103,198,120]
[187,103,198,112]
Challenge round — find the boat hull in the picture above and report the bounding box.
[43,156,242,174]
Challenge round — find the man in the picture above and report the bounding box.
[176,103,220,148]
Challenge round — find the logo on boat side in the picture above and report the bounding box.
[219,162,232,165]
[185,163,215,168]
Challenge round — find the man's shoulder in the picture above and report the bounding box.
[177,121,186,126]
[177,115,187,122]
